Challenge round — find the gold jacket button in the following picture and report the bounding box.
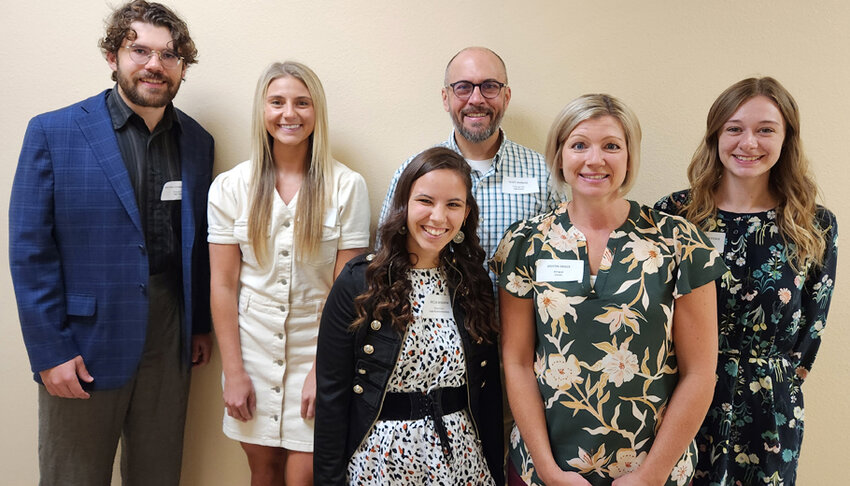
[370,320,382,331]
[363,344,374,355]
[365,253,375,261]
[480,360,488,367]
[353,384,364,394]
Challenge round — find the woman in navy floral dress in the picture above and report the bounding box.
[656,77,838,486]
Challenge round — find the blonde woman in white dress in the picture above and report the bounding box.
[209,61,370,486]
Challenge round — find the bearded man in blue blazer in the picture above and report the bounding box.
[9,1,214,484]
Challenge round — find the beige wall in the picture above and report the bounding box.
[2,1,848,484]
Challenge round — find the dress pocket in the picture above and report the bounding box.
[308,224,340,267]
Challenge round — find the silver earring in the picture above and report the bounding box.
[399,226,407,235]
[452,230,465,244]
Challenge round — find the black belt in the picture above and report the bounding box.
[379,386,468,460]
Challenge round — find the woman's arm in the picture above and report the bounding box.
[792,210,838,380]
[334,248,366,279]
[500,289,591,486]
[209,243,255,422]
[613,281,718,486]
[301,247,367,420]
[315,265,361,485]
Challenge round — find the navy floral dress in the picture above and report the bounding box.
[655,190,838,486]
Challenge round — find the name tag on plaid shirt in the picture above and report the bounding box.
[502,176,538,194]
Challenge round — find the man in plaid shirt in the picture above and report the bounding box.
[379,46,563,286]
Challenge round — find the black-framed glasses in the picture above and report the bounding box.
[121,44,183,69]
[447,80,507,100]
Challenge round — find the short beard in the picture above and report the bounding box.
[452,111,503,144]
[117,69,180,108]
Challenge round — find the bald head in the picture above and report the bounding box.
[444,47,508,86]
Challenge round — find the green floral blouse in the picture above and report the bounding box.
[491,201,727,486]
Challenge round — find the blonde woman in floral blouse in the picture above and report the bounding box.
[655,77,838,485]
[493,94,727,486]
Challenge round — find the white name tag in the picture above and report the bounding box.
[706,231,726,252]
[536,259,583,282]
[502,176,538,194]
[161,181,182,201]
[421,293,453,319]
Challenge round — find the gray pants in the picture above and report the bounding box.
[38,273,190,486]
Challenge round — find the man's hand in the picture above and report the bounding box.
[191,334,213,366]
[39,356,94,399]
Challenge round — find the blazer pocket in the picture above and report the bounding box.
[66,293,96,317]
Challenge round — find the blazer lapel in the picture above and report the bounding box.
[177,117,199,250]
[76,93,143,234]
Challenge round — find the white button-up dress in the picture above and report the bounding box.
[208,159,370,450]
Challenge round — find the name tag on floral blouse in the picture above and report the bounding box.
[705,231,726,252]
[536,259,583,282]
[502,176,538,194]
[422,294,453,319]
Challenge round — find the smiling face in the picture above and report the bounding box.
[107,21,185,110]
[405,169,470,268]
[561,115,629,203]
[717,95,786,185]
[442,48,510,144]
[263,75,316,150]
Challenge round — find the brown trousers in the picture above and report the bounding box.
[38,273,190,486]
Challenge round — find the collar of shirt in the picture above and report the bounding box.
[106,84,181,135]
[447,128,508,173]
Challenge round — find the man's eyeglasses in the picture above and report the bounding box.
[447,80,507,100]
[121,45,183,69]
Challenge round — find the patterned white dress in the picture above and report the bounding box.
[346,267,495,486]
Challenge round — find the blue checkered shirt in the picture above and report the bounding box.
[379,130,565,290]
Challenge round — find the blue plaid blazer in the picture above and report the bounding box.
[9,90,214,390]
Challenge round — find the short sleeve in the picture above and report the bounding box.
[207,166,242,244]
[662,212,728,298]
[336,167,371,250]
[490,218,537,299]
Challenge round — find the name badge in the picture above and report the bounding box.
[422,293,453,319]
[705,231,726,252]
[536,259,583,282]
[161,181,182,201]
[502,176,538,194]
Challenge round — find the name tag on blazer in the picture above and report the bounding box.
[161,181,182,201]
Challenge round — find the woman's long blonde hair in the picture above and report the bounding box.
[685,76,825,271]
[247,61,331,265]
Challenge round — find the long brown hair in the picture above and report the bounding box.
[685,77,825,270]
[352,147,497,343]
